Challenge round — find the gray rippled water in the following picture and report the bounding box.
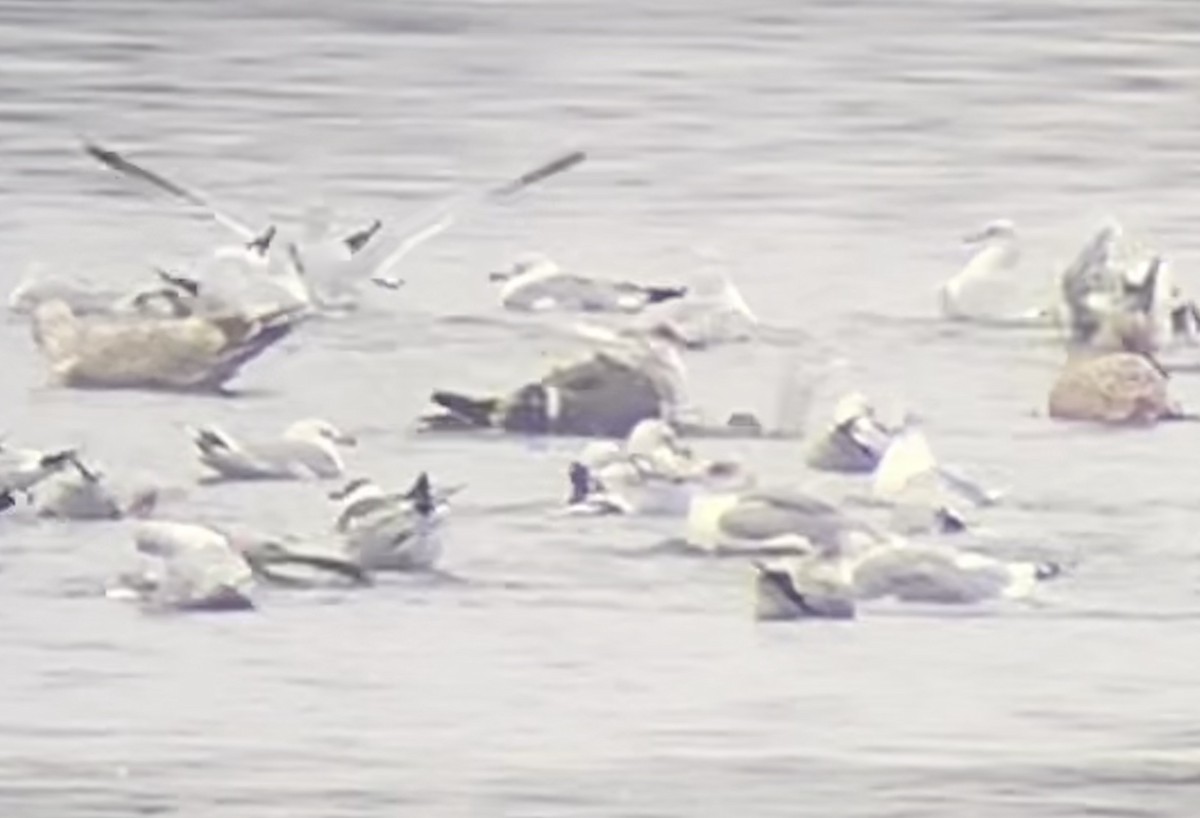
[1,0,1200,815]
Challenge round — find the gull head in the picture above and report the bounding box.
[832,391,875,427]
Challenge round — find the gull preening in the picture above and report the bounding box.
[1054,219,1200,352]
[112,520,370,610]
[188,418,356,481]
[31,299,303,392]
[113,521,258,612]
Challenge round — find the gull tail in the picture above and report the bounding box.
[430,390,501,428]
[642,285,688,305]
[187,425,239,458]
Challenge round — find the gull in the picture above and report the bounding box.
[938,219,1024,321]
[488,253,688,313]
[81,138,587,302]
[187,418,356,481]
[752,542,1061,619]
[751,559,857,620]
[82,139,386,309]
[0,444,79,509]
[111,521,369,608]
[803,391,896,474]
[637,271,759,349]
[34,457,161,520]
[872,423,1003,534]
[685,485,885,556]
[30,298,303,392]
[424,342,679,438]
[1053,219,1196,352]
[330,473,456,572]
[112,521,258,612]
[563,420,750,516]
[849,542,1062,604]
[1048,346,1182,425]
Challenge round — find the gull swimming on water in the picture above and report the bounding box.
[111,521,258,612]
[423,343,678,438]
[0,444,79,509]
[637,271,759,349]
[938,219,1027,322]
[685,485,884,556]
[564,419,750,516]
[1052,219,1199,352]
[1048,311,1185,425]
[30,298,303,392]
[111,521,369,608]
[34,457,161,520]
[871,422,1002,534]
[330,473,454,572]
[488,253,687,313]
[751,559,857,620]
[187,418,356,481]
[803,391,896,474]
[752,541,1061,619]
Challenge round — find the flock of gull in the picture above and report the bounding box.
[3,139,1195,620]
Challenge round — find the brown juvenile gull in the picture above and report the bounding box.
[30,299,302,392]
[1048,311,1185,425]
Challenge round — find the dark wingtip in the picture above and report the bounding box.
[344,219,383,254]
[430,390,499,427]
[247,225,277,255]
[935,507,968,534]
[406,472,435,514]
[328,477,371,501]
[39,449,77,469]
[644,286,688,305]
[568,461,590,503]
